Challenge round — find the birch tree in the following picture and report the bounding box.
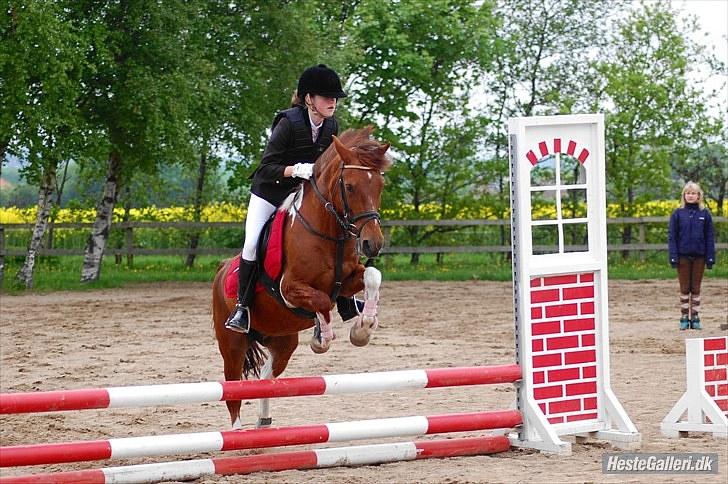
[1,1,94,287]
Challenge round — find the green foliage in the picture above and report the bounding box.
[596,2,720,215]
[345,0,497,253]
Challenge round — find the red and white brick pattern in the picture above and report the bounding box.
[529,272,598,425]
[703,337,728,414]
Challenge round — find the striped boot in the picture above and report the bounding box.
[679,293,690,330]
[690,295,702,330]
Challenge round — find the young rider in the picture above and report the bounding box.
[226,64,362,333]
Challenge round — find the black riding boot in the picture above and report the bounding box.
[225,259,258,333]
[336,296,365,321]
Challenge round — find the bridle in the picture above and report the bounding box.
[293,158,383,303]
[295,161,382,243]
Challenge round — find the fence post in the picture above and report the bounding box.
[0,226,4,289]
[638,222,646,262]
[125,226,134,268]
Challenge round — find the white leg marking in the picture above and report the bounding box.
[258,354,273,424]
[351,267,382,346]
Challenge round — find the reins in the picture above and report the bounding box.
[293,160,382,302]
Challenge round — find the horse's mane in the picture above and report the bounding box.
[316,127,392,172]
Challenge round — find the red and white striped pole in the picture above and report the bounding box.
[0,435,510,484]
[0,365,521,414]
[0,409,521,467]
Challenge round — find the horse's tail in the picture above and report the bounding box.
[243,338,266,379]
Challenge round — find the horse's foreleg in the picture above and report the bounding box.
[281,280,336,353]
[350,266,382,346]
[257,334,299,428]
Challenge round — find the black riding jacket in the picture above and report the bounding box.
[251,106,338,206]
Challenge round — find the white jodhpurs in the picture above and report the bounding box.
[241,194,277,261]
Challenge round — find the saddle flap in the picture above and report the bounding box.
[223,211,287,299]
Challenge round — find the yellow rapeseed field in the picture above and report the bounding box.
[0,200,724,224]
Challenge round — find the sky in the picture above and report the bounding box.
[670,0,728,110]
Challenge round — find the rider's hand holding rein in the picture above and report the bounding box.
[288,162,314,179]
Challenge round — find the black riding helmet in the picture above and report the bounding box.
[297,64,347,99]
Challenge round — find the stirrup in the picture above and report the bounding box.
[225,305,250,333]
[337,296,365,322]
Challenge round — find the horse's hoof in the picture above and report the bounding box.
[349,325,372,346]
[310,336,331,354]
[232,417,243,430]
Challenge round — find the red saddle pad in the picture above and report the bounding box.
[224,210,286,299]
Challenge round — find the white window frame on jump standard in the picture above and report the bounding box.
[507,114,641,454]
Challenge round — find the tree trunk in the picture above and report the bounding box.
[186,151,208,268]
[620,189,635,260]
[116,186,132,266]
[81,152,121,282]
[15,164,57,288]
[0,140,7,181]
[46,159,70,250]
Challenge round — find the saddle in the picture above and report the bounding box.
[224,210,316,319]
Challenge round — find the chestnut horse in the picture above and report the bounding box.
[212,127,391,429]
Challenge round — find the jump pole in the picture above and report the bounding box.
[0,436,510,484]
[661,336,728,439]
[508,114,640,454]
[0,365,521,414]
[0,409,522,467]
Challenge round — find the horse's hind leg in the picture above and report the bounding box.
[257,333,299,428]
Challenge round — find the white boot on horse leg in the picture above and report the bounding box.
[309,312,335,354]
[350,266,381,347]
[256,355,274,428]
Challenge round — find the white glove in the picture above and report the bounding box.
[291,163,314,179]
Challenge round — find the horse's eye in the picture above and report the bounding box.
[345,184,354,193]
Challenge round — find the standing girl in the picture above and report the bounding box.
[668,181,716,330]
[226,64,361,333]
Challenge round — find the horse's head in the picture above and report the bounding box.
[314,127,391,258]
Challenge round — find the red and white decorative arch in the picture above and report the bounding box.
[525,139,590,166]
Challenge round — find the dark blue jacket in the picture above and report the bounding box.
[250,106,338,205]
[668,203,715,268]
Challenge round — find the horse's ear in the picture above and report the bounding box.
[332,135,356,164]
[379,142,390,155]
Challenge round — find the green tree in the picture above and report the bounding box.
[1,1,97,287]
[594,2,719,250]
[72,0,199,281]
[478,0,623,250]
[346,0,497,262]
[671,136,728,213]
[181,0,328,265]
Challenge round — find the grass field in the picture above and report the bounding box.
[1,251,725,293]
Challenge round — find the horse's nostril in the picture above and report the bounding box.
[363,239,381,258]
